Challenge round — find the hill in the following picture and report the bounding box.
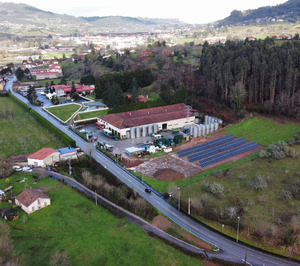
[0,3,186,36]
[218,0,300,26]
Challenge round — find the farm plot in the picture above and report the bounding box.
[0,98,64,158]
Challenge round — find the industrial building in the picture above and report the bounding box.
[97,103,196,139]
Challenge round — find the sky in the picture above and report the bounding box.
[3,0,287,24]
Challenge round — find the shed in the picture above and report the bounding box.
[58,147,78,161]
[28,148,60,168]
[125,147,145,156]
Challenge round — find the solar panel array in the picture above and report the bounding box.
[178,135,259,168]
[177,135,234,158]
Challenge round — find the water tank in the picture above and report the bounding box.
[208,116,212,124]
[142,126,147,137]
[148,125,153,135]
[136,127,141,138]
[210,124,215,133]
[130,128,135,139]
[192,127,198,138]
[154,124,159,133]
[206,125,210,135]
[197,125,202,137]
[190,126,194,136]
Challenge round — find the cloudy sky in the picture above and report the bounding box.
[5,0,287,24]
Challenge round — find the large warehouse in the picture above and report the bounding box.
[97,103,196,139]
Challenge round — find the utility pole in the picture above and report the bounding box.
[236,216,240,242]
[188,197,191,215]
[178,187,181,210]
[68,159,72,176]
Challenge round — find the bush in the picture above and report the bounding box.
[202,182,224,199]
[247,175,270,191]
[259,142,298,159]
[281,189,293,201]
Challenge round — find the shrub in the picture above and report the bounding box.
[259,142,298,159]
[202,182,224,199]
[281,189,293,201]
[247,175,270,191]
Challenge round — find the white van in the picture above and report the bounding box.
[153,134,162,140]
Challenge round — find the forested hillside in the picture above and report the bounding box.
[197,38,300,119]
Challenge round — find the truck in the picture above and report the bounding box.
[103,129,118,141]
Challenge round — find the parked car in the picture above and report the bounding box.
[22,167,32,173]
[145,188,152,194]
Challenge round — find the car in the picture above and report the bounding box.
[145,188,151,194]
[22,167,32,172]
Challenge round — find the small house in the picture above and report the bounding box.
[28,148,60,168]
[15,189,51,214]
[58,147,78,161]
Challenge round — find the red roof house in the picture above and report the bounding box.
[27,148,60,167]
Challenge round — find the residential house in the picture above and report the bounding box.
[27,148,60,167]
[15,189,51,214]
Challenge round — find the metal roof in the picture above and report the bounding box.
[58,147,77,155]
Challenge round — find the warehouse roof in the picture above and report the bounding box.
[28,148,57,160]
[98,103,194,129]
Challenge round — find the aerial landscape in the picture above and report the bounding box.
[0,0,300,265]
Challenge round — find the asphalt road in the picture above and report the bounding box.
[5,76,299,266]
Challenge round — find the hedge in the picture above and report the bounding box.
[9,93,31,111]
[9,93,76,147]
[30,110,76,147]
[0,93,9,97]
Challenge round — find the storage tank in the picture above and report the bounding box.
[197,125,202,137]
[142,126,147,137]
[214,123,219,131]
[154,124,159,133]
[136,127,141,138]
[130,128,135,139]
[210,124,215,133]
[148,125,153,135]
[204,116,208,125]
[192,126,198,138]
[206,124,210,135]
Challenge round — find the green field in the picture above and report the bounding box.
[226,118,300,146]
[75,109,108,121]
[46,104,82,122]
[0,98,64,158]
[0,174,203,266]
[180,145,300,258]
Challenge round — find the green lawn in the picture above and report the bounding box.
[75,109,108,121]
[226,118,300,146]
[0,98,64,158]
[180,146,300,258]
[46,104,82,122]
[1,174,203,266]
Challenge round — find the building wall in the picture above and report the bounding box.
[16,198,51,214]
[27,152,60,168]
[97,115,195,139]
[60,153,78,161]
[28,158,44,167]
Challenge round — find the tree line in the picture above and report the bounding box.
[198,38,300,119]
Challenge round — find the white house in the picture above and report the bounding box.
[27,148,60,168]
[15,189,51,214]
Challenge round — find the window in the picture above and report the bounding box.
[44,202,47,207]
[32,206,35,211]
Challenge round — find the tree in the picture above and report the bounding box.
[103,82,125,107]
[229,81,247,110]
[70,82,78,100]
[80,74,95,85]
[159,83,172,104]
[15,67,25,81]
[27,85,37,104]
[130,78,139,103]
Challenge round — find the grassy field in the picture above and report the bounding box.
[46,104,82,122]
[0,174,203,266]
[226,118,300,146]
[0,98,64,158]
[75,109,108,121]
[180,145,300,258]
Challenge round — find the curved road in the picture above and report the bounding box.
[5,76,299,266]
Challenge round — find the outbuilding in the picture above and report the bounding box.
[27,148,60,168]
[58,147,78,161]
[15,189,51,214]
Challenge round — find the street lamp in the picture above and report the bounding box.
[178,187,181,210]
[236,216,240,242]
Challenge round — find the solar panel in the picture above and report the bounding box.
[230,143,259,156]
[200,151,232,167]
[177,135,234,158]
[188,148,219,162]
[218,138,246,152]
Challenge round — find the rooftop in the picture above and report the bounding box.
[98,103,194,129]
[58,147,77,155]
[16,189,50,207]
[28,148,57,160]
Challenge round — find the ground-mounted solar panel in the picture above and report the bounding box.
[188,148,219,162]
[207,135,235,148]
[177,143,208,158]
[230,143,259,156]
[218,138,246,152]
[200,151,232,167]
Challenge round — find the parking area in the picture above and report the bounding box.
[81,123,176,154]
